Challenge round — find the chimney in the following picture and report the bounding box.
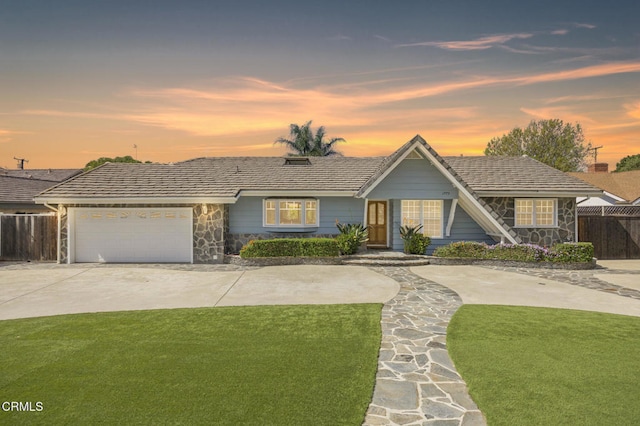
[587,163,608,173]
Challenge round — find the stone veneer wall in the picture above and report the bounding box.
[193,203,226,264]
[226,232,338,254]
[57,203,227,264]
[59,205,69,264]
[483,197,576,246]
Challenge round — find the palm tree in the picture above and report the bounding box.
[274,120,345,156]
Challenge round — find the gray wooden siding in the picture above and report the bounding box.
[367,158,458,200]
[390,199,494,254]
[228,196,365,235]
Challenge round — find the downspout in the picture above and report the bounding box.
[44,203,61,264]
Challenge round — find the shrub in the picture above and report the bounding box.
[335,222,369,255]
[433,241,487,258]
[433,241,594,263]
[551,242,594,263]
[399,225,431,255]
[239,238,340,258]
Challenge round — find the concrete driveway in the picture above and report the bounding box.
[411,260,640,317]
[0,264,399,320]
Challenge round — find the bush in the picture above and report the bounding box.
[335,222,368,255]
[551,242,594,263]
[399,225,431,255]
[239,238,340,258]
[433,241,594,263]
[433,241,487,258]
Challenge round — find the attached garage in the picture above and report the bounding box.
[69,207,193,263]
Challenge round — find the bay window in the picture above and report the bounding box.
[263,199,318,227]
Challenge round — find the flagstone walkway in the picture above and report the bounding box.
[363,266,484,426]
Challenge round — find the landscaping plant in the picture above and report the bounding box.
[399,225,431,254]
[239,238,339,258]
[335,222,369,255]
[433,241,594,263]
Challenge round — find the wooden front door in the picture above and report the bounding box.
[367,201,388,247]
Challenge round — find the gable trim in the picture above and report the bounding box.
[363,137,518,244]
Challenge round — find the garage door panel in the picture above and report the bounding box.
[73,208,192,263]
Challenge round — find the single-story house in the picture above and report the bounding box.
[35,136,602,264]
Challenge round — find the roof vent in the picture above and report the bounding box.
[283,157,311,166]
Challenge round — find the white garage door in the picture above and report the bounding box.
[72,208,193,263]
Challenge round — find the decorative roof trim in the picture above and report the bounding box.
[478,190,603,198]
[361,135,518,244]
[33,196,239,205]
[238,190,355,197]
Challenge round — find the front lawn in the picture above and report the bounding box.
[448,305,640,425]
[0,304,381,425]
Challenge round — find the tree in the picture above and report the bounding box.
[84,155,143,171]
[274,120,345,156]
[484,119,592,172]
[614,154,640,172]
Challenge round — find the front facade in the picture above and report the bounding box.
[36,136,602,264]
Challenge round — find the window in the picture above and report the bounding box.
[401,200,443,238]
[515,199,557,227]
[263,199,318,227]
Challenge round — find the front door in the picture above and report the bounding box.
[367,201,387,247]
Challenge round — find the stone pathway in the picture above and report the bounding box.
[363,266,484,426]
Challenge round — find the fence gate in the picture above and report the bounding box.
[578,216,640,260]
[0,214,57,261]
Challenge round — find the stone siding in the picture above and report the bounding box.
[59,205,68,264]
[193,204,226,264]
[483,197,576,246]
[226,232,337,254]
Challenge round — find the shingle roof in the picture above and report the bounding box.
[0,168,81,182]
[445,156,602,194]
[0,169,82,205]
[37,157,386,199]
[0,176,61,203]
[567,170,640,203]
[36,141,602,201]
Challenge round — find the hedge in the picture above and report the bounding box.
[239,238,340,258]
[433,241,594,263]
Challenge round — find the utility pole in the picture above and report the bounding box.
[588,146,603,163]
[133,144,138,160]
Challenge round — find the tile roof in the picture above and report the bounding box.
[37,157,386,199]
[567,170,640,203]
[445,155,602,194]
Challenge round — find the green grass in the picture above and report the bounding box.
[448,305,640,425]
[0,304,381,425]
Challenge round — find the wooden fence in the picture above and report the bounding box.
[578,216,640,260]
[0,214,57,261]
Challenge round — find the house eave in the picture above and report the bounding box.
[33,196,239,205]
[238,190,356,197]
[477,190,604,198]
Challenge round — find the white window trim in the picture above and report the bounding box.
[401,200,444,239]
[262,198,319,228]
[514,198,558,228]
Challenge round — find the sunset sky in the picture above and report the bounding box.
[1,0,639,169]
